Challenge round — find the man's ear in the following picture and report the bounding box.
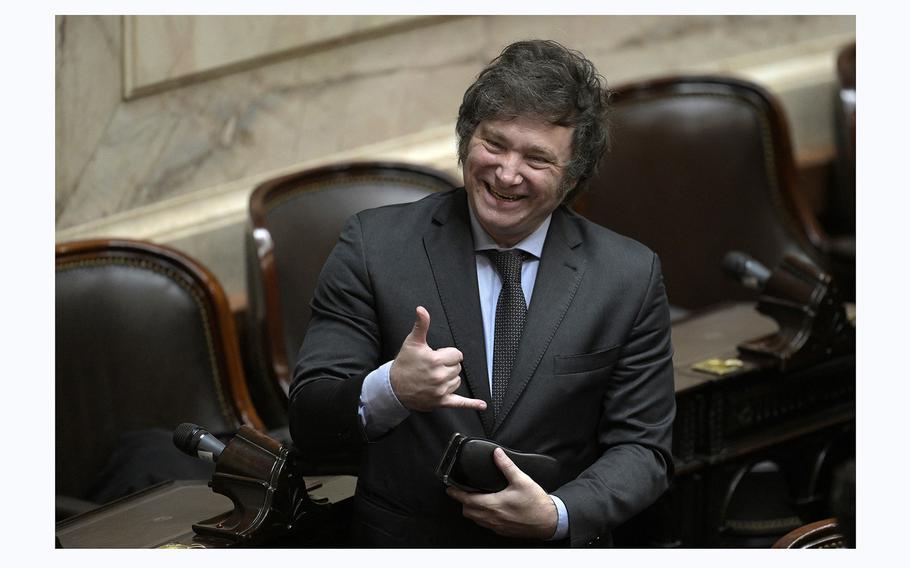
[562,178,583,203]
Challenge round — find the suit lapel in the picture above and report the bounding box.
[423,190,495,436]
[494,207,586,434]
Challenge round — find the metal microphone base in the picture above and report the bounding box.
[737,255,854,373]
[191,425,322,544]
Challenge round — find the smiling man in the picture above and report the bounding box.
[464,117,572,248]
[289,40,676,547]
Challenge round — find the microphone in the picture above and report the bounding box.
[722,251,772,291]
[173,422,226,463]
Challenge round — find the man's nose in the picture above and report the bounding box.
[495,153,523,186]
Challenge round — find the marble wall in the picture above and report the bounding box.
[55,15,855,297]
[123,15,430,98]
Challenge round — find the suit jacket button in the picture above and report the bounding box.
[586,536,600,547]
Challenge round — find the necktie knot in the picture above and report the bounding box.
[484,249,529,286]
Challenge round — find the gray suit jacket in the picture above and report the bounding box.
[289,188,675,547]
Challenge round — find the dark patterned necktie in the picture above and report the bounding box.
[485,249,529,418]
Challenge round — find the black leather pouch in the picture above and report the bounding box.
[435,432,560,493]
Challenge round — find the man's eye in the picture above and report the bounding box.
[527,156,551,168]
[484,140,504,152]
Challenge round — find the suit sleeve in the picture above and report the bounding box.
[552,252,676,547]
[288,214,379,457]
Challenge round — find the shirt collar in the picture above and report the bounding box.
[468,203,551,259]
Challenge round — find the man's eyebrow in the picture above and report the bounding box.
[478,126,505,141]
[479,126,560,162]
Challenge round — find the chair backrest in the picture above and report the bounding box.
[56,239,263,500]
[772,518,846,548]
[246,161,457,414]
[575,75,825,310]
[831,42,856,235]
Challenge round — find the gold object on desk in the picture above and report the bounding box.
[157,542,207,549]
[691,357,744,376]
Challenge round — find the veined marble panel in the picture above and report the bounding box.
[55,16,122,228]
[56,15,485,230]
[123,15,433,98]
[54,123,462,245]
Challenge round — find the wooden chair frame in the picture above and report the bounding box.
[772,517,845,548]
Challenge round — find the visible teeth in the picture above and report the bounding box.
[487,184,521,201]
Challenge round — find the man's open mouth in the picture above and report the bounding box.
[485,182,523,201]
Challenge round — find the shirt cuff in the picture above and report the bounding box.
[548,494,569,541]
[359,360,410,439]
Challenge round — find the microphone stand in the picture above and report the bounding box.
[191,425,322,544]
[737,255,854,372]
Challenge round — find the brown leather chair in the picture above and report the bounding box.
[575,75,834,310]
[245,162,457,428]
[56,239,264,518]
[772,518,846,548]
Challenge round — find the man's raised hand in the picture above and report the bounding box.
[389,306,487,412]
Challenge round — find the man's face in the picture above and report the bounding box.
[463,117,574,247]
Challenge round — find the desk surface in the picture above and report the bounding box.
[671,300,855,387]
[671,302,777,392]
[55,476,357,548]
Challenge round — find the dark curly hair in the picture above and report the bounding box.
[456,40,611,201]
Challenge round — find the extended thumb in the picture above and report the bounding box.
[408,306,430,344]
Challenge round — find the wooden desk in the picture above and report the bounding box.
[615,302,855,547]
